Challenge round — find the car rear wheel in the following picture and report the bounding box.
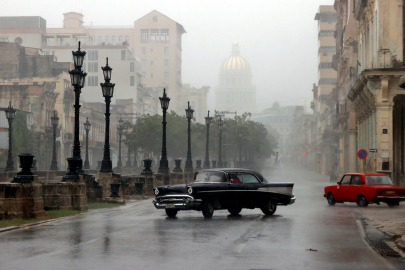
[261,200,277,215]
[387,203,396,207]
[165,209,178,217]
[228,207,242,215]
[202,200,214,218]
[356,195,369,207]
[327,192,336,206]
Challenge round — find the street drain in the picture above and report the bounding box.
[366,239,402,259]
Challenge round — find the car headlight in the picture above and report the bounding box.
[154,189,159,195]
[188,187,193,195]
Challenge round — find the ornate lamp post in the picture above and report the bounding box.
[100,58,115,173]
[158,88,170,173]
[217,117,223,168]
[5,101,16,172]
[50,110,59,170]
[184,101,194,172]
[125,133,132,168]
[116,117,123,173]
[64,42,87,180]
[83,118,91,169]
[203,111,212,169]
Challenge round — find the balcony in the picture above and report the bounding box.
[336,100,349,123]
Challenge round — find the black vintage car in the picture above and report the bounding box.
[152,168,296,218]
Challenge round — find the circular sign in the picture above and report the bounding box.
[357,149,368,159]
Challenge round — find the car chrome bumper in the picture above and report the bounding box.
[289,196,296,205]
[152,195,202,210]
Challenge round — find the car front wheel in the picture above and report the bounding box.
[356,195,369,207]
[327,192,336,206]
[165,209,178,217]
[261,200,277,215]
[202,200,214,218]
[228,207,242,215]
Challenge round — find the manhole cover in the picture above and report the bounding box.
[366,239,402,259]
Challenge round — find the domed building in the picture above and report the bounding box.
[215,42,256,113]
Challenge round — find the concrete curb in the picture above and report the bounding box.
[0,226,20,233]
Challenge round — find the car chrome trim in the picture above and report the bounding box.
[289,196,296,205]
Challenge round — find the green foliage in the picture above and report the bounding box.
[123,111,277,166]
[12,110,30,155]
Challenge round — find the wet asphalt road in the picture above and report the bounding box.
[0,163,400,270]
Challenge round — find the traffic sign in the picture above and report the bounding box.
[358,149,368,159]
[370,149,377,153]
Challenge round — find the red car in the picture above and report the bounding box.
[324,173,405,207]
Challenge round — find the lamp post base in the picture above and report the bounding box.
[100,160,113,173]
[158,159,169,174]
[83,160,90,170]
[63,157,81,182]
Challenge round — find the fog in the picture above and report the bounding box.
[2,0,333,112]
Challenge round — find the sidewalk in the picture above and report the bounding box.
[363,204,405,252]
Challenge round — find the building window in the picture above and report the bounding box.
[105,36,109,42]
[318,46,336,54]
[151,61,153,66]
[141,29,149,42]
[98,36,102,42]
[119,36,122,42]
[164,72,169,79]
[318,62,333,69]
[151,73,153,78]
[112,36,115,42]
[121,50,126,60]
[82,62,86,72]
[151,48,153,53]
[151,29,159,43]
[318,30,334,37]
[130,76,135,86]
[125,36,129,41]
[130,62,135,72]
[88,76,98,86]
[142,47,146,54]
[164,59,169,67]
[164,47,169,55]
[142,59,146,67]
[88,62,98,72]
[161,29,169,43]
[318,78,337,85]
[88,50,98,61]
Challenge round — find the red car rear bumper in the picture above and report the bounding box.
[372,196,405,204]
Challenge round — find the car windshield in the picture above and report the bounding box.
[194,171,225,182]
[365,175,393,185]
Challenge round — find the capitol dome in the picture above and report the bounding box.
[220,41,251,73]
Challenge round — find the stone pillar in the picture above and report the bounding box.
[376,102,394,173]
[98,172,113,198]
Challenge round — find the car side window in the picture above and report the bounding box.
[341,175,351,185]
[241,173,260,184]
[351,175,361,185]
[229,173,242,184]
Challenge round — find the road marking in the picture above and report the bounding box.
[235,243,246,253]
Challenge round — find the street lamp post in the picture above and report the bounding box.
[203,111,212,169]
[116,117,123,173]
[5,101,16,172]
[158,88,170,173]
[217,117,223,168]
[184,101,194,172]
[50,110,59,170]
[222,122,227,167]
[83,118,91,169]
[100,58,115,173]
[238,133,242,167]
[64,42,87,181]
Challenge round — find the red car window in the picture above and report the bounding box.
[351,175,361,185]
[341,175,351,184]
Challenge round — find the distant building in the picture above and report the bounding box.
[215,42,256,114]
[0,10,187,115]
[0,42,72,170]
[252,102,295,155]
[181,84,209,123]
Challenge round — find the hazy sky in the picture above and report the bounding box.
[2,0,334,112]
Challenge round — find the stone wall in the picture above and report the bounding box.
[0,182,45,220]
[42,181,87,211]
